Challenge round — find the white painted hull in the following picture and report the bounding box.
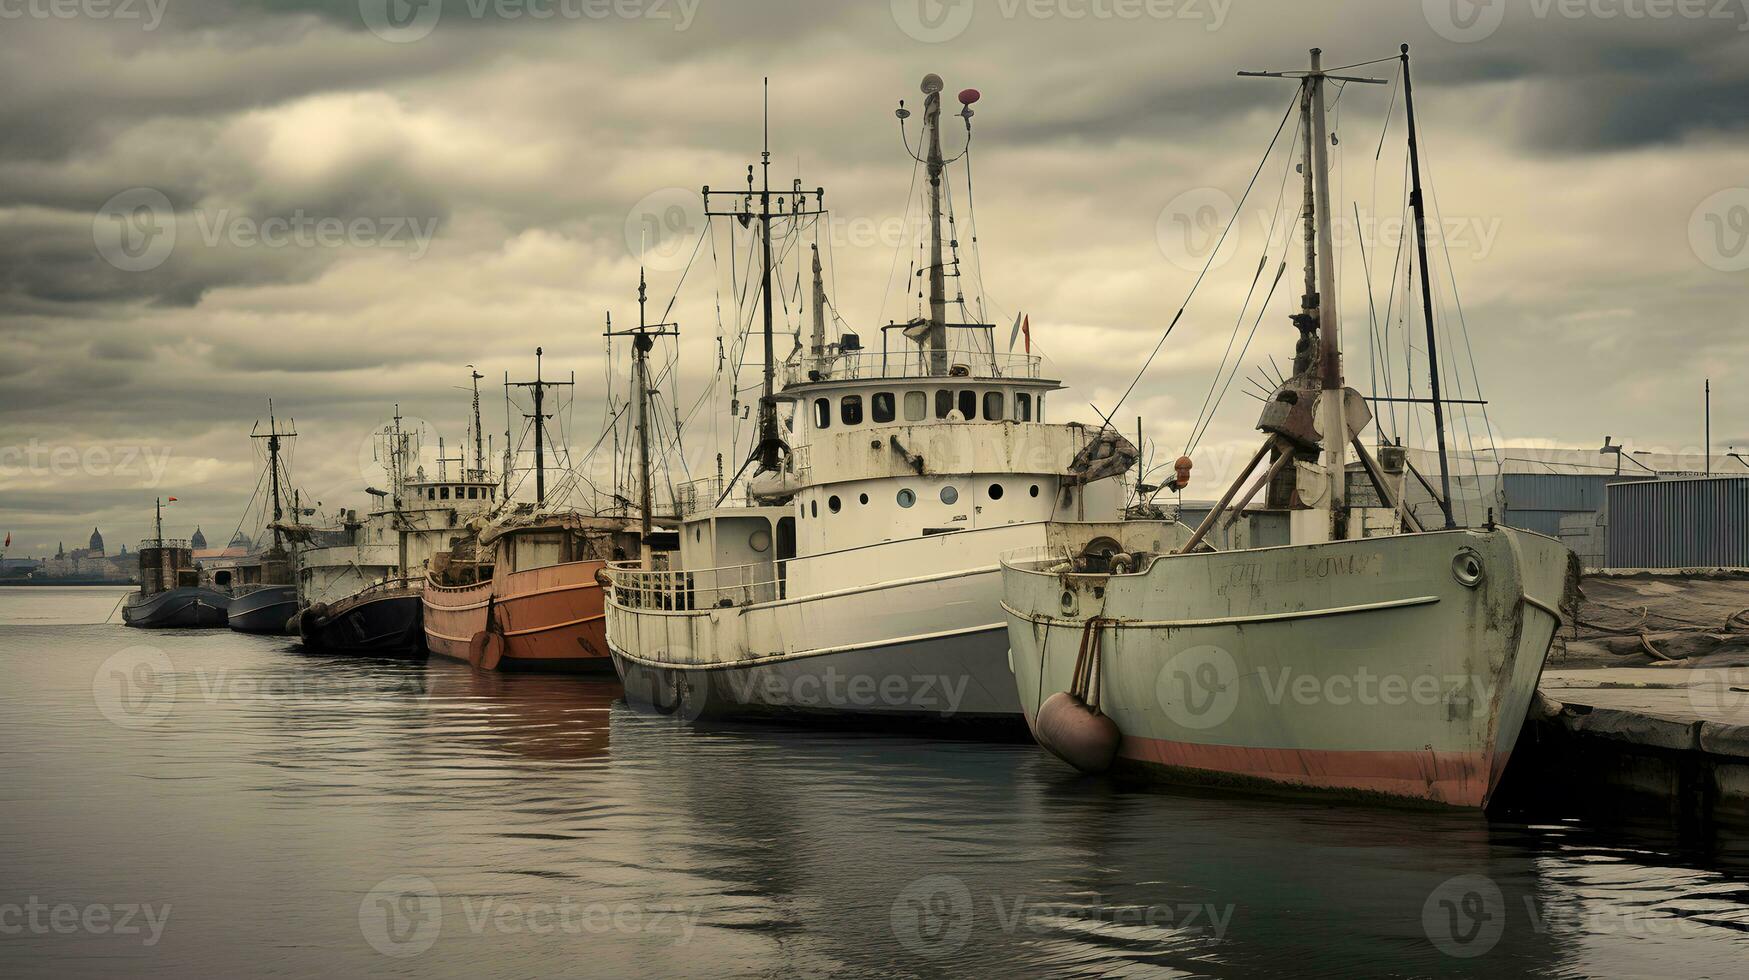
[607,524,1041,725]
[1001,526,1578,807]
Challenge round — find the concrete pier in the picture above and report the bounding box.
[1516,668,1749,825]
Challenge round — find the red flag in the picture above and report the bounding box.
[1022,315,1031,355]
[167,497,177,502]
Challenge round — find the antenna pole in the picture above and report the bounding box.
[1706,378,1712,475]
[923,75,949,376]
[1402,44,1456,529]
[468,367,485,480]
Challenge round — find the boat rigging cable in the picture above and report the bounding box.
[1102,90,1299,424]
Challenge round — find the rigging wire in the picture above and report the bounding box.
[1102,90,1299,424]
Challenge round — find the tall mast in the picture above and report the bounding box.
[1308,48,1347,540]
[757,78,779,472]
[508,348,574,507]
[251,402,296,551]
[1401,44,1456,529]
[468,366,485,480]
[155,496,162,544]
[606,269,679,554]
[922,74,949,377]
[809,243,828,377]
[701,80,827,479]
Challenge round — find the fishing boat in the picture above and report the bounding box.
[424,349,643,673]
[998,47,1580,808]
[605,75,1134,727]
[122,498,230,628]
[216,409,302,634]
[297,409,500,657]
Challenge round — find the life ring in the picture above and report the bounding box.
[468,628,506,671]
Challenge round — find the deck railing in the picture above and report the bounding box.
[606,559,787,611]
[783,349,1041,388]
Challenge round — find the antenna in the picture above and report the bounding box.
[896,73,979,376]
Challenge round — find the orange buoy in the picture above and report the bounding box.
[468,629,505,671]
[1174,455,1193,489]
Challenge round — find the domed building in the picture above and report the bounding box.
[191,526,208,549]
[88,527,104,556]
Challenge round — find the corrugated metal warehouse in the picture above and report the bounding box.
[1606,476,1749,569]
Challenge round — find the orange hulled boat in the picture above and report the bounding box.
[424,512,640,673]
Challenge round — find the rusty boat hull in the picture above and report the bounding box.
[423,560,614,673]
[1000,526,1578,809]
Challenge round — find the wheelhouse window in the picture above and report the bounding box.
[841,395,863,426]
[428,488,437,501]
[935,390,953,420]
[872,392,895,424]
[440,486,450,500]
[957,390,976,420]
[468,487,478,500]
[904,391,927,421]
[1016,392,1032,422]
[983,391,1004,421]
[814,398,831,430]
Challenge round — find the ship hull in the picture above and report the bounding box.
[297,588,425,658]
[606,528,1035,728]
[612,623,1022,728]
[1001,527,1577,808]
[226,585,298,635]
[122,587,231,629]
[423,561,615,673]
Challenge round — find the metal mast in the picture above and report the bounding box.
[923,74,949,377]
[809,243,828,377]
[250,402,296,551]
[1401,44,1457,529]
[702,79,826,476]
[508,348,574,507]
[606,269,678,554]
[468,366,485,480]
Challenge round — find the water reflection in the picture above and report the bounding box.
[0,609,1745,978]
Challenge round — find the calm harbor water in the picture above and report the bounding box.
[2,586,1747,978]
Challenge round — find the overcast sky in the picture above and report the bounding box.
[1,0,1745,554]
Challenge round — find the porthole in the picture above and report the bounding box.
[828,495,842,514]
[1029,484,1040,498]
[859,493,869,505]
[988,483,1004,501]
[897,489,916,508]
[810,500,818,517]
[749,529,772,553]
[1453,549,1485,587]
[940,486,959,505]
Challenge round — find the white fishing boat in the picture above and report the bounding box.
[605,75,1134,727]
[999,47,1580,808]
